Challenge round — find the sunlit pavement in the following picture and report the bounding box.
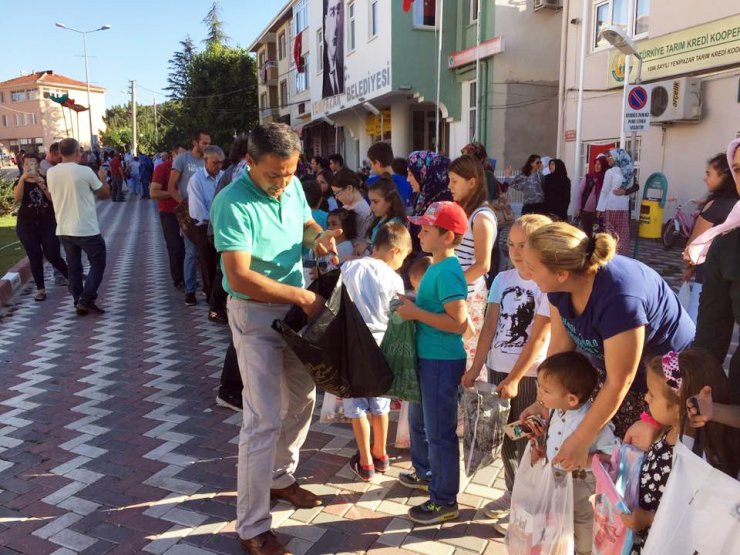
[0,200,688,554]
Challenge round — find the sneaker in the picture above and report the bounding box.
[215,395,242,412]
[185,292,197,306]
[483,491,512,520]
[349,453,375,482]
[398,471,430,491]
[208,310,228,324]
[492,515,509,535]
[408,500,459,525]
[372,454,390,473]
[174,280,185,291]
[34,289,46,302]
[77,300,106,315]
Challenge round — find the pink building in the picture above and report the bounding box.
[0,70,107,155]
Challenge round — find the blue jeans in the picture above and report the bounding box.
[183,234,198,294]
[59,234,107,304]
[409,358,466,505]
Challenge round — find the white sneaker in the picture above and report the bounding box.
[215,395,242,412]
[492,515,509,535]
[483,491,512,519]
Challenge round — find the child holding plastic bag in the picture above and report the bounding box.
[341,222,412,481]
[462,214,553,523]
[509,352,619,555]
[620,349,740,554]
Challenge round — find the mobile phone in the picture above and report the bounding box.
[688,394,713,419]
[26,159,38,176]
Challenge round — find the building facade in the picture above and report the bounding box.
[250,0,563,171]
[559,0,740,217]
[0,70,107,155]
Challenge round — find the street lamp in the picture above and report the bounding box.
[600,24,643,160]
[55,22,111,150]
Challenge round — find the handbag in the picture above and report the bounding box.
[380,307,421,404]
[492,193,515,226]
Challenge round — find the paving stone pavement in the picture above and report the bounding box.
[0,202,697,554]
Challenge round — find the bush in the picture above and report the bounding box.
[0,176,16,216]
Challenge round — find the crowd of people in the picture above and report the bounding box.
[9,124,740,555]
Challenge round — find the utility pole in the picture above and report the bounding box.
[153,97,159,146]
[130,80,137,155]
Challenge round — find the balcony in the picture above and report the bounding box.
[259,63,279,86]
[259,107,280,123]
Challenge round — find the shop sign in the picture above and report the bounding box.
[608,14,740,88]
[564,129,577,142]
[448,37,504,69]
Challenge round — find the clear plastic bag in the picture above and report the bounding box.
[319,391,350,424]
[394,400,411,449]
[506,443,575,555]
[462,382,510,477]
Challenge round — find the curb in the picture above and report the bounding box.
[0,256,31,306]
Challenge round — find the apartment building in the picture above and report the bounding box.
[559,0,740,215]
[0,70,107,154]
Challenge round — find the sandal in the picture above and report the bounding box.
[34,289,47,302]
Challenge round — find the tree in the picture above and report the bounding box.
[100,101,178,153]
[202,1,229,50]
[165,36,196,100]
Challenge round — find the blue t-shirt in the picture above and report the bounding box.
[415,256,468,360]
[312,208,329,230]
[368,174,413,206]
[548,256,695,387]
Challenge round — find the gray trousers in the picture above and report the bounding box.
[227,297,316,540]
[489,369,539,492]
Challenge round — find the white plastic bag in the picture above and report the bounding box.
[319,392,350,424]
[676,281,691,312]
[643,442,740,555]
[506,443,575,555]
[395,400,410,449]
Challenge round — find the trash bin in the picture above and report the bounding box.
[639,200,663,239]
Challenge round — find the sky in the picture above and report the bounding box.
[3,0,282,108]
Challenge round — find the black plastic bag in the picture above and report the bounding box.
[272,270,394,398]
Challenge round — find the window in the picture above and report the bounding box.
[347,1,356,52]
[30,113,37,125]
[1,115,6,127]
[296,56,309,92]
[0,92,4,103]
[259,51,266,69]
[11,90,26,102]
[317,28,324,72]
[413,0,437,28]
[26,89,39,101]
[369,0,379,38]
[293,0,308,35]
[471,0,479,23]
[593,0,649,49]
[280,80,288,107]
[14,114,20,126]
[260,92,267,109]
[468,81,477,142]
[278,32,287,60]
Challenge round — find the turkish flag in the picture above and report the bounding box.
[403,0,414,12]
[294,31,305,73]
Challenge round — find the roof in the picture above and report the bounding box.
[248,0,294,52]
[0,70,106,93]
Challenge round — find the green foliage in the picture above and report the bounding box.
[0,176,17,216]
[166,36,196,100]
[202,1,229,49]
[100,101,179,154]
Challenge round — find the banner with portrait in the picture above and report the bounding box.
[322,0,345,98]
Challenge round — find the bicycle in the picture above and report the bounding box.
[661,198,701,249]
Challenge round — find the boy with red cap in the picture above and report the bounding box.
[396,201,470,524]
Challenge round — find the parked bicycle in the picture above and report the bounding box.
[662,198,701,248]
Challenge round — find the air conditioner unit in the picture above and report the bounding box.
[650,77,702,124]
[533,0,563,10]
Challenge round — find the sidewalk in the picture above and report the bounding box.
[0,199,510,554]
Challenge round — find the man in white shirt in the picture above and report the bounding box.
[47,138,110,316]
[187,145,225,321]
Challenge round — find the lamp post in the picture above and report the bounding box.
[55,22,111,150]
[600,25,643,163]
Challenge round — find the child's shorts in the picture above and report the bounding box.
[342,397,391,419]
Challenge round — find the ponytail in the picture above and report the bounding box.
[527,222,616,273]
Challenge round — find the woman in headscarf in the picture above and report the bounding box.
[542,158,571,222]
[692,137,740,397]
[462,142,501,202]
[503,154,545,215]
[576,154,608,237]
[540,156,553,177]
[597,149,633,256]
[406,150,452,253]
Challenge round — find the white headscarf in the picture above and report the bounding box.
[541,156,552,176]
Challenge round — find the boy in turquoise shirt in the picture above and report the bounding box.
[396,201,469,524]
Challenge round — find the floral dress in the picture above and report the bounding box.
[631,432,675,554]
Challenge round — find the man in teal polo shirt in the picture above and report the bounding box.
[211,123,339,555]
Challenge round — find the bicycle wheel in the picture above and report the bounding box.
[662,220,679,249]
